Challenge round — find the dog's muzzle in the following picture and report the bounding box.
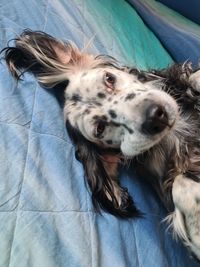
[141,104,169,135]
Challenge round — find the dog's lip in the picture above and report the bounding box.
[168,119,176,129]
[167,110,179,128]
[120,116,178,157]
[166,119,176,129]
[162,104,179,131]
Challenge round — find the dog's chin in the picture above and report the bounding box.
[121,141,155,158]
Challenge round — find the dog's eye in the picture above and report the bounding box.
[94,121,106,138]
[104,72,116,90]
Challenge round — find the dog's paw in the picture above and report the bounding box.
[172,174,200,259]
[172,174,200,212]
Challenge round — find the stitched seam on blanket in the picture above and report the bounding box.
[0,121,72,145]
[132,222,140,267]
[84,128,95,267]
[87,194,95,267]
[29,129,72,144]
[7,83,38,267]
[43,0,49,31]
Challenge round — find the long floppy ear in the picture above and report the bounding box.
[66,121,141,218]
[2,30,141,218]
[1,30,84,87]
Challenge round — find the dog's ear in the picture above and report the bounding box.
[1,30,86,87]
[66,120,141,218]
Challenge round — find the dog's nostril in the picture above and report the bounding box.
[141,104,169,135]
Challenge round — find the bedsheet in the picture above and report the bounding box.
[0,0,198,267]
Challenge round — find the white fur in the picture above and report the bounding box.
[171,175,200,259]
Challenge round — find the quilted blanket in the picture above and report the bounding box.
[0,0,199,266]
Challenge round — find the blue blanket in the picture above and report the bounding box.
[127,0,200,67]
[0,0,198,266]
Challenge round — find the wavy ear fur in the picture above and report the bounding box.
[1,30,141,218]
[66,121,141,218]
[1,30,86,87]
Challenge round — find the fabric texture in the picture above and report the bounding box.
[157,0,200,25]
[127,0,200,67]
[0,0,198,266]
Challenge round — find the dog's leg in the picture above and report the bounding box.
[189,69,200,92]
[171,174,200,259]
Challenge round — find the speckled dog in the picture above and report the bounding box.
[2,30,200,259]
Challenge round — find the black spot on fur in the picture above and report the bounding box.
[93,115,99,120]
[195,197,200,204]
[81,72,87,77]
[109,110,117,119]
[125,93,136,101]
[94,102,102,106]
[84,109,91,115]
[106,140,113,145]
[71,94,82,102]
[108,97,113,102]
[93,115,108,121]
[127,68,140,76]
[113,101,118,104]
[127,128,134,134]
[97,92,106,99]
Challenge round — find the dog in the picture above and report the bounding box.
[1,30,200,259]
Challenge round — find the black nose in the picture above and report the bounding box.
[141,104,169,135]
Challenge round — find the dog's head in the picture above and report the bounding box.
[2,30,179,217]
[64,65,178,157]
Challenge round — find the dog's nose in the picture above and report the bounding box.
[141,104,169,135]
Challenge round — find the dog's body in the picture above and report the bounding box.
[1,30,200,259]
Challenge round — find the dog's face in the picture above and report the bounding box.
[64,67,179,157]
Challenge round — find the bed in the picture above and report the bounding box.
[0,0,199,266]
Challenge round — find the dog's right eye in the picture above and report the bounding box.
[104,72,116,91]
